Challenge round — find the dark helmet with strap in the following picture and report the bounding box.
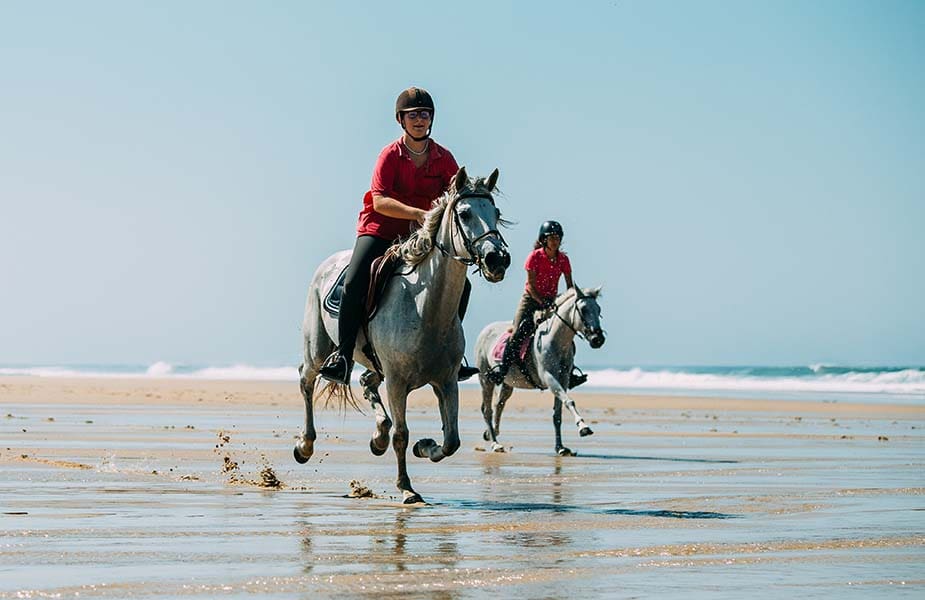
[538,220,564,244]
[395,86,435,142]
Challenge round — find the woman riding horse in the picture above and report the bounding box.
[487,220,588,388]
[319,86,479,385]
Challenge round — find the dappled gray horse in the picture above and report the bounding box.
[296,167,510,503]
[475,287,605,456]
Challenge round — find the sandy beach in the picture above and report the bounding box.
[2,376,923,598]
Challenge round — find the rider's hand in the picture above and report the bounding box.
[541,298,555,310]
[415,209,427,225]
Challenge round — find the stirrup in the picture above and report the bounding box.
[568,366,588,389]
[319,351,353,385]
[458,359,479,382]
[486,365,507,386]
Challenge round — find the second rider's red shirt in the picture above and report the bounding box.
[356,138,459,241]
[525,248,572,300]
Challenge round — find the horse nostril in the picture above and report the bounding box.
[485,251,508,272]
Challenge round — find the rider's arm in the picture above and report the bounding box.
[371,193,427,225]
[565,272,574,289]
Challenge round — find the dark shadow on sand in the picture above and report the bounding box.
[443,499,736,519]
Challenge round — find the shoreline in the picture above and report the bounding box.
[2,375,922,417]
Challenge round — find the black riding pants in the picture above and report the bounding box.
[501,293,544,367]
[337,234,472,358]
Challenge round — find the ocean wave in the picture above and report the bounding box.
[586,367,925,396]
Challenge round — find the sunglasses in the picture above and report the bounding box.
[403,110,432,121]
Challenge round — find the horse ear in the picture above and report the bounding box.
[453,166,468,193]
[590,286,602,298]
[485,168,500,191]
[574,285,583,299]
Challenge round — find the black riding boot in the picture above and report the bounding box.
[457,278,480,381]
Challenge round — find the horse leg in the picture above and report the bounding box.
[386,378,422,504]
[479,376,503,452]
[493,383,514,439]
[294,364,317,463]
[360,369,391,456]
[542,372,574,456]
[413,381,460,462]
[564,395,593,436]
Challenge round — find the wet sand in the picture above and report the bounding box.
[1,377,923,599]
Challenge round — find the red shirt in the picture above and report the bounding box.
[356,138,459,241]
[525,248,572,300]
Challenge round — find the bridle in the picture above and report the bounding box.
[434,191,508,272]
[548,293,603,342]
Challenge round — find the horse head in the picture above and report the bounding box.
[573,286,605,348]
[443,167,511,282]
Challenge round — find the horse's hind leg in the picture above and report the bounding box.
[294,363,317,463]
[479,376,503,451]
[493,383,514,440]
[360,369,391,456]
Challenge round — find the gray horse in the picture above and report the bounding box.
[296,167,510,504]
[475,287,605,456]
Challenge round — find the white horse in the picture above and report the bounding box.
[296,167,510,503]
[475,287,605,456]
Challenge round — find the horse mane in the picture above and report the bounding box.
[394,193,452,265]
[394,175,507,266]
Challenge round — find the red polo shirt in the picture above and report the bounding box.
[525,248,572,300]
[356,138,459,241]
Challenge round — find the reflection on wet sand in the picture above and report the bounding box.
[1,377,923,598]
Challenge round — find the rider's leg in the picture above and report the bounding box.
[457,278,479,381]
[320,235,390,384]
[488,294,540,384]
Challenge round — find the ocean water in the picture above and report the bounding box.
[1,362,923,404]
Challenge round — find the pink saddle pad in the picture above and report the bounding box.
[491,331,531,363]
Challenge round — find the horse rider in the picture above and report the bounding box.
[319,86,480,385]
[487,220,588,388]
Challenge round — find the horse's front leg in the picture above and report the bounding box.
[294,364,317,464]
[413,380,460,462]
[386,378,422,504]
[542,372,575,456]
[360,369,391,456]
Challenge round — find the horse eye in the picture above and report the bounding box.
[458,207,471,220]
[495,208,501,220]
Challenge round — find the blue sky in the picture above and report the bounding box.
[1,1,922,367]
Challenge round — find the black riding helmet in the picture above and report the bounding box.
[395,87,435,142]
[538,220,564,244]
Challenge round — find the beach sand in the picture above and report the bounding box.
[2,376,923,598]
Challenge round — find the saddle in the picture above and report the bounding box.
[322,247,403,321]
[322,248,403,377]
[491,329,541,388]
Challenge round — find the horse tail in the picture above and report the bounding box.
[318,380,362,413]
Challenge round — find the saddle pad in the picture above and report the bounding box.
[491,331,512,362]
[322,264,349,318]
[491,330,531,363]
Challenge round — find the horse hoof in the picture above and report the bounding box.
[579,427,594,437]
[557,447,575,457]
[412,438,436,458]
[293,446,309,464]
[369,439,388,457]
[491,442,506,453]
[483,430,491,442]
[403,493,425,505]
